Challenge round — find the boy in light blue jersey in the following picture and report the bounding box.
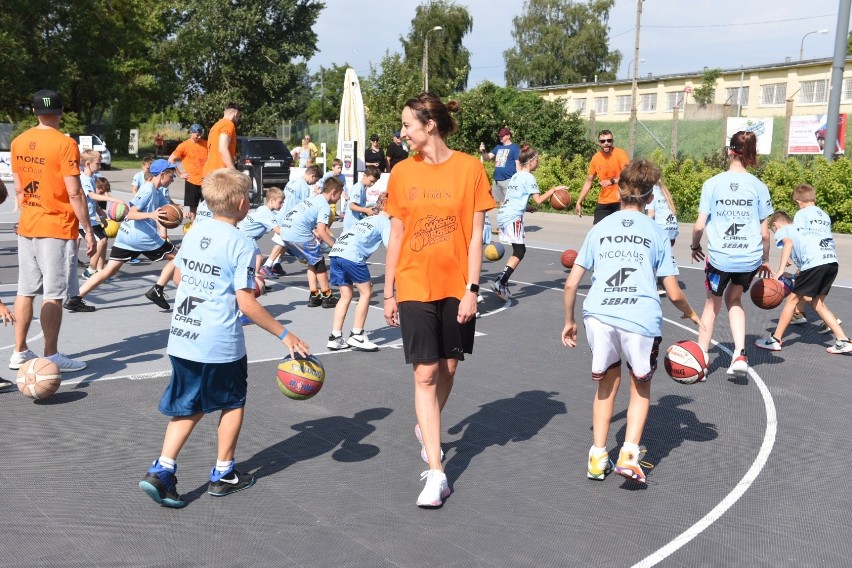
[755,210,851,354]
[238,186,284,279]
[78,149,122,279]
[139,168,311,508]
[645,181,679,295]
[343,166,380,231]
[64,159,181,313]
[130,155,154,196]
[264,165,321,276]
[279,176,344,308]
[326,192,391,351]
[321,159,347,222]
[563,158,702,485]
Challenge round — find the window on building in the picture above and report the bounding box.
[574,98,587,113]
[760,83,786,105]
[725,86,750,108]
[799,80,828,104]
[665,91,685,111]
[595,97,608,115]
[615,95,631,113]
[844,78,852,102]
[639,93,657,112]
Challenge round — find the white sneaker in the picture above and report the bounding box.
[754,336,782,352]
[826,340,852,355]
[817,319,842,334]
[0,377,15,390]
[477,294,484,304]
[326,334,349,351]
[416,469,451,508]
[789,313,807,325]
[9,349,39,370]
[726,351,748,378]
[414,424,444,464]
[347,332,378,351]
[46,352,87,372]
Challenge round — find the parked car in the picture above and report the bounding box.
[67,133,111,169]
[235,136,293,205]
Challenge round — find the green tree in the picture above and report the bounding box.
[362,52,422,140]
[399,0,474,95]
[693,68,721,106]
[504,0,621,88]
[306,63,351,122]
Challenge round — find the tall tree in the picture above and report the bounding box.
[504,0,621,88]
[399,0,473,95]
[306,63,351,122]
[362,52,423,140]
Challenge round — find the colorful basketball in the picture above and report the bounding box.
[104,219,120,238]
[106,201,128,222]
[254,276,266,298]
[750,278,785,309]
[276,354,326,400]
[484,242,505,262]
[561,249,578,269]
[157,204,184,229]
[16,358,62,400]
[549,188,572,210]
[664,340,708,385]
[183,222,192,234]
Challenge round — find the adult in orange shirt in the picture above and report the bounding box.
[575,129,630,224]
[202,102,241,177]
[383,92,496,508]
[169,123,208,221]
[10,89,95,373]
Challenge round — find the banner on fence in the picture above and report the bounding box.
[725,117,773,154]
[787,114,847,155]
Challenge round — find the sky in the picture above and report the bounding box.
[308,0,849,87]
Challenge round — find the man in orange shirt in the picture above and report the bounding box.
[168,123,208,222]
[10,89,95,372]
[202,102,241,178]
[575,130,630,224]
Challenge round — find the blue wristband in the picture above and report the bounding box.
[277,329,288,340]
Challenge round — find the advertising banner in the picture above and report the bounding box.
[725,117,773,155]
[787,114,847,155]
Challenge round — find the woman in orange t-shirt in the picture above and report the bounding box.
[384,93,496,508]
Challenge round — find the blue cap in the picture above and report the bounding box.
[393,131,401,138]
[149,159,177,176]
[189,123,203,133]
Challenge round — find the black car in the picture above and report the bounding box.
[236,136,293,205]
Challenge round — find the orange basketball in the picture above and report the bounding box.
[750,278,785,310]
[157,204,184,229]
[549,188,572,211]
[16,358,62,400]
[561,249,578,269]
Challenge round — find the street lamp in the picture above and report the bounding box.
[799,29,828,60]
[626,58,645,80]
[422,25,443,92]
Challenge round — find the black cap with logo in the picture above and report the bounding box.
[32,90,63,115]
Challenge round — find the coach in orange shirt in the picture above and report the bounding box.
[10,89,95,372]
[202,102,241,177]
[169,123,208,221]
[575,129,630,224]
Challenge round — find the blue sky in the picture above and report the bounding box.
[308,0,847,86]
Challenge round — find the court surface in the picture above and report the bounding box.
[1,169,851,568]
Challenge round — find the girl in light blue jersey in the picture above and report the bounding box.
[690,131,773,379]
[645,180,678,295]
[563,159,702,485]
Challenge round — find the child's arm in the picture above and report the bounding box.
[237,291,310,358]
[0,299,15,326]
[561,265,586,347]
[315,223,335,247]
[774,237,794,279]
[530,185,560,205]
[690,212,709,262]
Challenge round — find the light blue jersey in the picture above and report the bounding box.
[81,173,102,227]
[116,181,169,251]
[645,185,678,240]
[131,170,146,191]
[344,182,370,230]
[577,210,678,337]
[168,219,256,363]
[497,171,538,227]
[321,171,346,188]
[238,205,278,241]
[195,200,212,224]
[279,194,331,243]
[775,224,837,272]
[279,178,311,223]
[793,205,832,239]
[698,171,773,272]
[330,214,391,264]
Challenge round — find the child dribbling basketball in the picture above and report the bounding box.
[562,158,702,484]
[138,168,310,508]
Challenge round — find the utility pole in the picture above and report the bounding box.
[823,0,851,159]
[628,0,643,158]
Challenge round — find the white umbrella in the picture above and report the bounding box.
[337,68,366,181]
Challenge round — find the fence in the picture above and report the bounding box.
[277,120,339,151]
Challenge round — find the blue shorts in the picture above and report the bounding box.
[286,239,324,266]
[159,355,248,416]
[329,257,371,286]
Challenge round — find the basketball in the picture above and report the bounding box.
[16,358,62,400]
[664,340,708,385]
[104,219,120,238]
[277,354,326,400]
[106,201,128,222]
[750,278,785,309]
[561,249,578,269]
[183,222,192,234]
[157,204,184,229]
[549,188,572,210]
[484,242,505,262]
[254,275,266,297]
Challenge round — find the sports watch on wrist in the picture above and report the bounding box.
[466,283,480,294]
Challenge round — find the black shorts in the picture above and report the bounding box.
[80,225,108,242]
[398,298,475,365]
[593,202,620,224]
[110,241,177,263]
[184,181,203,209]
[792,262,837,298]
[704,261,758,297]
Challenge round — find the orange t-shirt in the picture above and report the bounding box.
[588,147,630,205]
[11,127,81,239]
[385,151,496,302]
[172,138,208,185]
[202,118,237,177]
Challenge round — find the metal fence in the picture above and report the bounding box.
[277,120,339,150]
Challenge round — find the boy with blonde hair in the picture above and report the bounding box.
[139,168,311,508]
[131,155,155,196]
[262,165,321,278]
[79,149,123,279]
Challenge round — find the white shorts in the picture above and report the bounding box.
[583,316,661,382]
[498,216,525,245]
[17,236,79,299]
[271,232,285,247]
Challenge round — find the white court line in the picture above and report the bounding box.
[510,277,777,568]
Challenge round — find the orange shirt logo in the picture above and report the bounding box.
[410,215,458,251]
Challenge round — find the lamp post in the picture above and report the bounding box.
[626,58,645,80]
[422,25,443,93]
[799,29,828,60]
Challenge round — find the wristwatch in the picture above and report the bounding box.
[466,283,480,294]
[610,178,616,185]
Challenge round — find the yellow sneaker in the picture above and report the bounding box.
[587,450,612,480]
[615,446,646,483]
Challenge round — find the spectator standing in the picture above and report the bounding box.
[154,132,164,157]
[365,134,386,173]
[386,131,408,172]
[169,123,208,222]
[479,127,520,234]
[575,129,630,224]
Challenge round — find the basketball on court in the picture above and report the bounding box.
[277,354,326,400]
[484,242,505,262]
[157,204,184,229]
[16,358,62,400]
[549,188,572,210]
[183,222,192,234]
[254,275,266,297]
[561,249,578,269]
[750,278,785,309]
[664,340,707,385]
[104,219,120,238]
[106,201,128,222]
